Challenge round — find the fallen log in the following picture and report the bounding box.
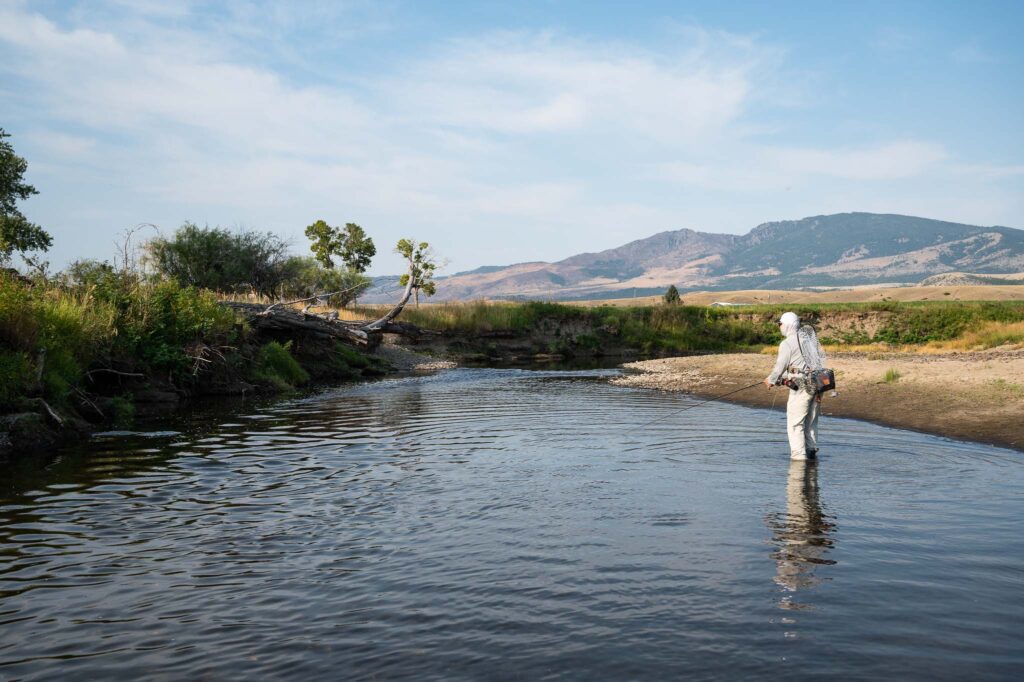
[219,301,435,347]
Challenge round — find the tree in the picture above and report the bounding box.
[363,238,438,329]
[304,219,376,272]
[279,256,370,307]
[0,128,52,265]
[663,284,681,305]
[144,223,293,298]
[397,239,437,306]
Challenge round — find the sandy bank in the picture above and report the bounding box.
[613,350,1024,451]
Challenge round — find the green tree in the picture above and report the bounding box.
[362,238,440,329]
[304,219,376,272]
[396,239,437,306]
[663,284,681,305]
[0,128,52,265]
[279,256,370,307]
[144,223,292,298]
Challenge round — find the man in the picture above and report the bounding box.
[764,312,820,460]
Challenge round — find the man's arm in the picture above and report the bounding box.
[765,341,792,387]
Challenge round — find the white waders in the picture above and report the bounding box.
[786,388,820,460]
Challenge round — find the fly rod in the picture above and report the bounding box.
[637,381,765,429]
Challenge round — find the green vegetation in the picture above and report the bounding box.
[883,368,901,383]
[278,256,371,307]
[1,128,52,267]
[304,220,376,272]
[109,395,135,428]
[363,299,1024,355]
[143,223,372,304]
[0,269,239,410]
[251,341,309,391]
[396,239,438,303]
[144,223,294,298]
[386,300,777,353]
[663,285,681,305]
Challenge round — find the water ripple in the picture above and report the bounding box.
[0,367,1021,679]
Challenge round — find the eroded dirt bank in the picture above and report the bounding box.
[613,350,1024,451]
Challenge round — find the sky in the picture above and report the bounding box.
[1,0,1022,276]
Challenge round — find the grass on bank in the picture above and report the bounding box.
[335,299,1024,353]
[0,271,240,411]
[252,341,309,391]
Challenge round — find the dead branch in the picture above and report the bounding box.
[85,368,146,380]
[264,282,369,313]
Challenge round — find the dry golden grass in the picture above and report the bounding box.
[924,321,1024,351]
[579,284,1024,307]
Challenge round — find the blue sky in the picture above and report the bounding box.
[1,0,1022,275]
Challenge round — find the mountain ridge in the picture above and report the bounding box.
[362,212,1024,302]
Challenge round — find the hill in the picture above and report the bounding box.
[362,213,1024,302]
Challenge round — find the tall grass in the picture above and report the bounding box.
[0,271,240,408]
[338,298,1024,355]
[925,321,1024,350]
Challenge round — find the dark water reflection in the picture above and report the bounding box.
[1,368,1022,680]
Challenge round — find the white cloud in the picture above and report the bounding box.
[386,31,759,143]
[0,3,1019,273]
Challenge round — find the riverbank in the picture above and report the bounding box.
[612,350,1024,451]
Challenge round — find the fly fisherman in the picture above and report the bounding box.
[764,312,820,460]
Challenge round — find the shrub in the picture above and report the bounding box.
[251,341,309,390]
[883,368,901,383]
[119,280,237,377]
[0,349,31,409]
[144,223,293,298]
[109,395,135,428]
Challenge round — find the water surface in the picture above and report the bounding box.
[1,368,1022,679]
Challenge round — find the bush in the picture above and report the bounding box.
[144,223,293,298]
[0,349,31,409]
[120,279,237,376]
[251,341,309,390]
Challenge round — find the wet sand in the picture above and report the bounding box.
[613,350,1024,451]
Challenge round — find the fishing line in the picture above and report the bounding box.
[636,381,765,429]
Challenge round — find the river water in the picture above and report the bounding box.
[1,367,1022,680]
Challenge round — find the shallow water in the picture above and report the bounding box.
[1,368,1022,680]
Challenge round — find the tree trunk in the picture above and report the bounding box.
[362,257,416,331]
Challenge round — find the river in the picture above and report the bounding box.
[1,367,1022,679]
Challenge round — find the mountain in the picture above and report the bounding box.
[362,213,1024,302]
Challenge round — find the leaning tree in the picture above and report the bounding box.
[363,239,437,331]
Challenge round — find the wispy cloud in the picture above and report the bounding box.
[0,2,1020,272]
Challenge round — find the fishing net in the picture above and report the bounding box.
[797,325,827,371]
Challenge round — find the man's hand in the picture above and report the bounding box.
[763,378,774,389]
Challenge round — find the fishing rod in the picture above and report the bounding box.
[637,381,765,429]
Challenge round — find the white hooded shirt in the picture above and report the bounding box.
[767,321,808,385]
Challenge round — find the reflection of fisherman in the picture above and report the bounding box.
[772,460,835,595]
[763,312,820,460]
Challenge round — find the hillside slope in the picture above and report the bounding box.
[363,213,1024,302]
